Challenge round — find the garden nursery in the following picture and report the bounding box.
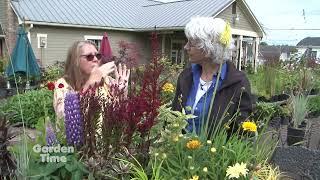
[0,33,320,180]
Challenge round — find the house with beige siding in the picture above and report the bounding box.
[0,0,264,71]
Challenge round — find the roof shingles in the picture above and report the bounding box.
[11,0,261,32]
[297,37,320,47]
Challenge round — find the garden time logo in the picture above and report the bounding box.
[33,144,74,163]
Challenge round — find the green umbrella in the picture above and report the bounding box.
[6,25,40,78]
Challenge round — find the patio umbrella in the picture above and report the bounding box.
[6,25,40,78]
[99,32,113,64]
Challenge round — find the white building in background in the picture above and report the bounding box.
[296,37,320,60]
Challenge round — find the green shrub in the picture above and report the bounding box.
[42,61,65,82]
[0,56,9,74]
[308,95,320,115]
[0,88,55,127]
[253,103,276,124]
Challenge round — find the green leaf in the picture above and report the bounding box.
[88,173,95,180]
[71,170,82,180]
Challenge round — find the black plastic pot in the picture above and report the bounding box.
[287,127,305,146]
[257,93,290,103]
[310,88,320,95]
[270,93,290,102]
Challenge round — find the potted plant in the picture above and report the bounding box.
[287,93,309,146]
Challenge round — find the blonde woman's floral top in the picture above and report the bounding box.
[53,77,109,136]
[53,78,74,120]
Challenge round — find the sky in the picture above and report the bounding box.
[245,0,320,45]
[158,0,320,46]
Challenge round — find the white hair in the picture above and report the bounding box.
[184,16,234,64]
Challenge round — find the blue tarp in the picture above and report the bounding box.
[6,25,40,77]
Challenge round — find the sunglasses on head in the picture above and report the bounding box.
[80,53,102,61]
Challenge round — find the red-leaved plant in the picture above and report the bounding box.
[78,32,164,176]
[101,32,163,155]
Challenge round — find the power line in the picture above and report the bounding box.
[266,28,320,30]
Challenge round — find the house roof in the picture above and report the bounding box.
[297,37,320,47]
[259,45,281,61]
[11,0,263,33]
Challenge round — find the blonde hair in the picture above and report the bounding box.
[63,40,97,91]
[184,16,234,64]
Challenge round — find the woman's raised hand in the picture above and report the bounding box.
[107,63,130,92]
[98,61,116,78]
[83,61,115,91]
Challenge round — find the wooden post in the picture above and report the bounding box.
[161,34,166,56]
[238,35,243,71]
[253,37,259,73]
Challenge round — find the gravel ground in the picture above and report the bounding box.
[271,117,320,180]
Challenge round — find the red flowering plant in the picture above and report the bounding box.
[47,81,55,91]
[75,32,167,178]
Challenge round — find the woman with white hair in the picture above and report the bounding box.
[172,16,253,135]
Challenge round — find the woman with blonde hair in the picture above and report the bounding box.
[53,40,129,119]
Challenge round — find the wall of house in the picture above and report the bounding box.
[0,0,19,54]
[297,47,320,59]
[0,0,7,27]
[217,2,259,33]
[164,31,187,64]
[28,25,152,67]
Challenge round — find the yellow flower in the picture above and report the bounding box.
[203,167,208,173]
[226,162,249,179]
[210,147,217,153]
[162,153,167,159]
[219,22,231,47]
[206,140,212,144]
[242,121,257,132]
[189,175,199,180]
[173,123,179,127]
[186,139,201,150]
[173,135,179,142]
[162,82,175,93]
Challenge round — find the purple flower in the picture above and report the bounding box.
[46,122,58,146]
[64,92,83,147]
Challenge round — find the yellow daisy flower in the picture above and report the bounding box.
[173,135,179,142]
[189,175,199,180]
[226,162,248,179]
[186,139,201,150]
[210,147,217,153]
[162,82,175,93]
[242,121,257,132]
[203,167,208,173]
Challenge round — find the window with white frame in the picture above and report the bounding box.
[171,40,185,64]
[84,35,102,50]
[37,34,47,48]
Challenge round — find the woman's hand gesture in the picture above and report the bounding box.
[83,61,115,91]
[107,63,130,94]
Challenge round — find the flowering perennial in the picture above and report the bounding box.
[64,92,83,147]
[186,139,201,150]
[189,175,199,180]
[242,121,257,132]
[45,122,58,146]
[47,82,55,91]
[162,82,174,93]
[226,162,248,179]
